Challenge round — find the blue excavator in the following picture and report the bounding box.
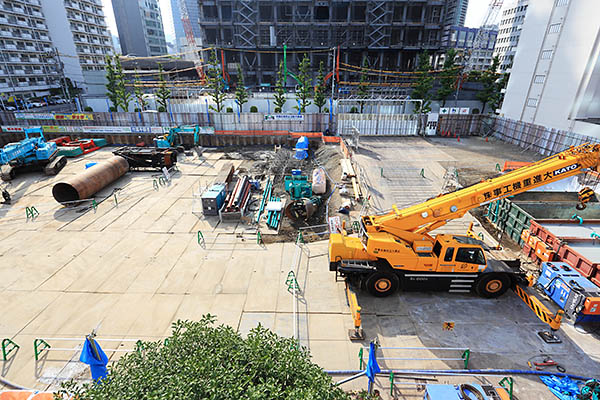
[0,127,67,182]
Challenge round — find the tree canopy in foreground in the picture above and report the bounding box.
[55,315,352,400]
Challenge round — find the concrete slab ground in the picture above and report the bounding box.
[0,138,598,400]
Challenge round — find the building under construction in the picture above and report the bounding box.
[190,0,456,89]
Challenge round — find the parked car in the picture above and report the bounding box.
[30,101,46,108]
[1,105,16,111]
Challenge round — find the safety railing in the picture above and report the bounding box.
[33,337,142,361]
[358,346,471,370]
[196,229,263,250]
[2,338,19,360]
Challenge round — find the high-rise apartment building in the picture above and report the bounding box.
[442,0,468,45]
[0,0,61,101]
[446,26,498,71]
[193,0,447,88]
[41,0,114,96]
[493,0,528,72]
[112,0,168,57]
[501,0,600,136]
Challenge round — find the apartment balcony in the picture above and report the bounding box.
[0,17,8,24]
[74,37,88,43]
[35,22,46,29]
[0,31,12,37]
[32,10,43,18]
[8,56,20,62]
[3,43,16,50]
[13,69,25,74]
[94,49,102,54]
[21,32,32,39]
[39,34,50,41]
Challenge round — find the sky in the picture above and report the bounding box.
[101,0,487,49]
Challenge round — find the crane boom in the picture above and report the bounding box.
[366,143,600,240]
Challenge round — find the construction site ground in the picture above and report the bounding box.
[0,137,598,399]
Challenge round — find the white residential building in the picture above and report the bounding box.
[501,0,600,137]
[41,0,113,96]
[0,0,61,101]
[493,0,528,72]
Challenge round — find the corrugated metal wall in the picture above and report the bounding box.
[336,113,420,136]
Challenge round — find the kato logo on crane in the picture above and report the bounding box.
[553,163,579,176]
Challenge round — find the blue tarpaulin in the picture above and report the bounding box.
[539,375,581,400]
[80,337,108,382]
[294,136,309,160]
[365,342,380,383]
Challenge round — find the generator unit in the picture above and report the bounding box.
[201,184,226,216]
[424,383,509,400]
[537,262,600,323]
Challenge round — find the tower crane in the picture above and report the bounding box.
[179,0,206,84]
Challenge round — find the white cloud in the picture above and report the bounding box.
[465,0,490,28]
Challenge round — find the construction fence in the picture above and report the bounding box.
[0,111,333,133]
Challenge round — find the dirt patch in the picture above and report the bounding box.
[215,143,344,243]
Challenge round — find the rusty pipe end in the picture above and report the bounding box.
[52,183,81,203]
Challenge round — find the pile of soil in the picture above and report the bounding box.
[220,144,345,243]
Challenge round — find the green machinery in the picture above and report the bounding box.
[284,170,312,200]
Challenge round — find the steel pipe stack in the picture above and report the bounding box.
[52,156,129,204]
[223,175,252,214]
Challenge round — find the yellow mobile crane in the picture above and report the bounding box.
[330,144,600,305]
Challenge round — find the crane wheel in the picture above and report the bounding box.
[475,273,510,298]
[366,272,399,297]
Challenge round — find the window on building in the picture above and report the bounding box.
[548,23,561,34]
[314,6,329,20]
[527,98,538,107]
[556,0,568,6]
[259,5,272,21]
[333,3,347,21]
[352,3,366,22]
[202,5,217,19]
[541,49,553,59]
[221,4,232,21]
[534,75,545,84]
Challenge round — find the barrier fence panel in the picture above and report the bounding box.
[337,113,420,136]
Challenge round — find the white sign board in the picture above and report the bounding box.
[328,216,342,234]
[450,108,460,115]
[459,108,470,115]
[439,107,450,115]
[264,114,304,122]
[425,113,439,136]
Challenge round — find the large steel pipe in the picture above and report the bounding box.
[52,156,129,204]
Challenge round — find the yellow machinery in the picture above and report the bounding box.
[331,144,600,330]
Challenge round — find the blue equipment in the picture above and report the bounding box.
[294,136,309,160]
[423,383,509,400]
[537,262,600,323]
[201,184,226,216]
[154,125,213,149]
[0,127,67,181]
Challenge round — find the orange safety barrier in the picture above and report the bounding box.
[502,161,532,172]
[322,136,341,143]
[0,392,55,400]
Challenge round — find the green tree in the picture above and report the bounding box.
[155,64,171,112]
[477,56,501,114]
[436,49,459,107]
[114,56,130,111]
[313,61,327,113]
[294,53,311,113]
[133,73,147,111]
[273,61,287,113]
[54,316,348,400]
[207,51,226,112]
[357,56,369,112]
[234,64,249,113]
[104,56,119,111]
[411,52,434,114]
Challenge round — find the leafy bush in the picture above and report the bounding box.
[158,106,166,112]
[350,106,358,113]
[134,107,140,112]
[472,108,480,115]
[250,105,258,112]
[226,107,233,113]
[54,316,348,400]
[84,106,93,112]
[274,107,282,113]
[109,107,117,112]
